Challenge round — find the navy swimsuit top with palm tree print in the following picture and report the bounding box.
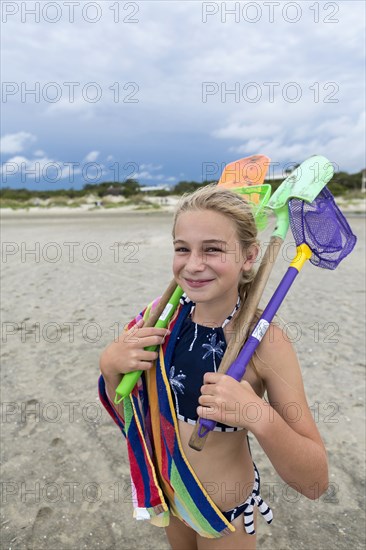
[169,304,244,432]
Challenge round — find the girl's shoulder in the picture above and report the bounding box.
[255,320,305,399]
[257,320,298,367]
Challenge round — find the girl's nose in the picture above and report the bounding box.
[186,252,205,271]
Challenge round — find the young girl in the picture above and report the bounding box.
[99,185,328,550]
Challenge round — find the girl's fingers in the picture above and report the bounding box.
[130,324,169,337]
[202,372,224,385]
[199,394,218,406]
[117,322,169,343]
[119,332,168,350]
[137,361,155,371]
[200,379,222,395]
[197,404,216,417]
[124,327,169,345]
[145,333,170,347]
[139,350,159,362]
[138,327,171,338]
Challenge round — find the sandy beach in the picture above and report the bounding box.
[1,208,365,550]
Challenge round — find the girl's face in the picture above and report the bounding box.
[173,209,256,305]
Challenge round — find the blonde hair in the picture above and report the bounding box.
[172,183,259,308]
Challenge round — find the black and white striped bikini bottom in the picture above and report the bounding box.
[221,463,273,535]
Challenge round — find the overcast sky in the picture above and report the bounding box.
[1,0,365,189]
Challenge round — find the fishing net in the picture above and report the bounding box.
[288,187,357,270]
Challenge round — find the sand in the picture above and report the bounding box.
[1,208,365,550]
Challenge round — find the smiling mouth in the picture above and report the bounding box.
[184,278,214,287]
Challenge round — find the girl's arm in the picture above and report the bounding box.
[252,323,328,498]
[101,370,125,420]
[198,324,329,499]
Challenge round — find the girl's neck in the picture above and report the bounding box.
[191,295,240,328]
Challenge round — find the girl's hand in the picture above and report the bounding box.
[99,319,170,385]
[197,372,262,430]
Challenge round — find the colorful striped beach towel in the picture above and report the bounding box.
[98,298,236,538]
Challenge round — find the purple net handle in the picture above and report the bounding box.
[198,266,299,436]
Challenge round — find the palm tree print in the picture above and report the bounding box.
[202,333,225,371]
[169,365,186,415]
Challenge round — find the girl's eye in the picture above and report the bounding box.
[174,246,224,254]
[205,247,223,253]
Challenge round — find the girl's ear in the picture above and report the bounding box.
[242,243,259,271]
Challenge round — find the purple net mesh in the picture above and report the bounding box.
[288,187,357,270]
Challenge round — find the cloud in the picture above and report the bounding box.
[139,163,163,172]
[1,1,364,182]
[0,155,82,182]
[130,164,177,184]
[44,95,99,119]
[0,132,36,154]
[84,150,100,162]
[213,122,282,140]
[132,170,163,181]
[226,112,366,172]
